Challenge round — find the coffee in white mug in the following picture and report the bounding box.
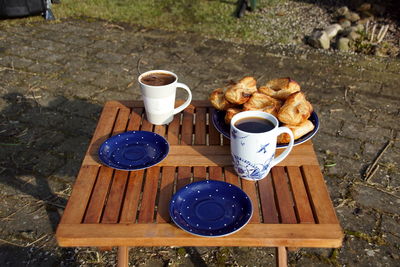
[138,70,192,125]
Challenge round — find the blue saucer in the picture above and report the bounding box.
[98,131,169,171]
[170,180,252,237]
[211,109,319,148]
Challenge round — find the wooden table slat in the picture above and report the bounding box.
[224,167,240,188]
[167,114,181,145]
[57,223,343,248]
[156,167,176,223]
[241,179,261,223]
[154,124,167,137]
[258,173,279,224]
[141,116,154,132]
[194,107,206,145]
[60,165,100,224]
[84,167,114,223]
[208,107,222,145]
[86,106,119,161]
[181,105,194,145]
[272,167,297,224]
[209,166,224,181]
[112,108,131,134]
[138,167,160,223]
[82,142,319,167]
[302,165,339,224]
[127,108,143,131]
[286,166,315,224]
[193,166,207,182]
[102,170,129,223]
[119,170,144,223]
[176,166,192,191]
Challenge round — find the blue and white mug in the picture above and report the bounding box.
[230,111,294,181]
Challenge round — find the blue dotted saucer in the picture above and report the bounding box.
[98,131,169,171]
[211,109,319,148]
[170,180,253,237]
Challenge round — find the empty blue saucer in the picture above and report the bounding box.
[170,180,253,237]
[211,109,319,148]
[98,131,169,171]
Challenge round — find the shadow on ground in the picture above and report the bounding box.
[0,93,102,266]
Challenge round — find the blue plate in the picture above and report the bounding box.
[170,180,253,237]
[98,131,169,171]
[211,109,319,148]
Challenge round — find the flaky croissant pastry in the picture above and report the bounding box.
[277,120,315,143]
[224,107,242,124]
[224,76,257,105]
[243,92,282,117]
[259,77,300,100]
[278,92,313,125]
[209,87,235,110]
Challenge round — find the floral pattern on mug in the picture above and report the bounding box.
[232,154,275,180]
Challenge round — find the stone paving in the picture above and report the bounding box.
[0,19,399,266]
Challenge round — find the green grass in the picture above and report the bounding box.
[1,0,288,44]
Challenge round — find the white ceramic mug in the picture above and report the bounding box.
[138,70,192,125]
[230,111,294,181]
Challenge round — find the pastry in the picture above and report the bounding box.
[259,77,300,100]
[243,92,282,117]
[277,92,313,125]
[225,107,242,124]
[209,87,235,110]
[224,76,257,105]
[277,120,315,143]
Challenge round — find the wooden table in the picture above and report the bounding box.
[56,100,343,267]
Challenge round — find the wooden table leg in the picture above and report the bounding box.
[277,247,287,267]
[118,246,129,267]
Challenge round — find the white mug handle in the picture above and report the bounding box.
[173,82,192,115]
[270,127,294,167]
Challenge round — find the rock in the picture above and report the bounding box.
[348,31,361,41]
[341,26,353,36]
[336,6,349,17]
[340,19,352,28]
[345,11,361,22]
[360,10,374,19]
[372,4,386,16]
[337,37,350,51]
[355,23,365,32]
[358,17,373,24]
[307,30,330,49]
[324,24,343,39]
[357,3,371,12]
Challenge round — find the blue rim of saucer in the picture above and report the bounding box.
[211,109,319,148]
[98,131,169,171]
[169,180,253,237]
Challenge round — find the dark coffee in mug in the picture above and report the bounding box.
[235,117,275,133]
[140,72,176,86]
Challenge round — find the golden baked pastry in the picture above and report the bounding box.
[224,107,242,124]
[277,92,313,125]
[224,76,257,105]
[243,92,282,117]
[259,77,300,100]
[209,87,235,110]
[277,120,315,143]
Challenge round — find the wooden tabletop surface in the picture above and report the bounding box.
[56,100,343,248]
